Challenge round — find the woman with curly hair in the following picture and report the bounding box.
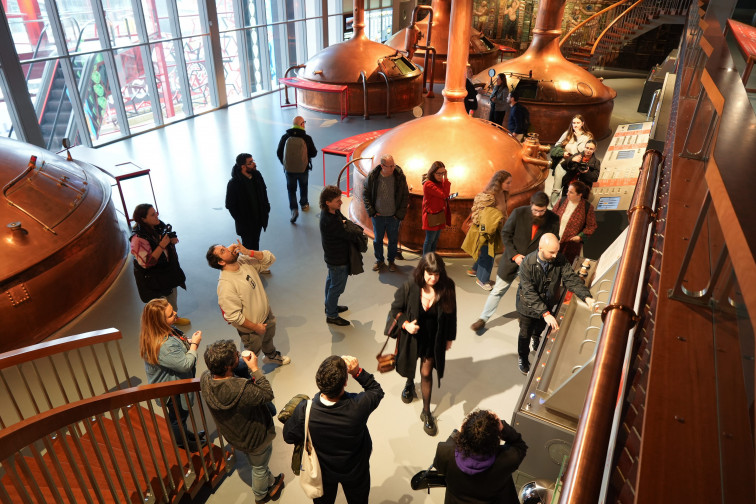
[433,409,528,503]
[388,252,456,436]
[140,298,204,451]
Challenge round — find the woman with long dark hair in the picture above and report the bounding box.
[488,73,509,126]
[433,409,528,503]
[422,161,451,256]
[462,170,512,290]
[388,252,456,436]
[130,203,189,324]
[553,180,597,264]
[140,298,204,451]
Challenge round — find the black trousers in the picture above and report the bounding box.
[314,466,370,504]
[239,224,263,250]
[517,313,546,361]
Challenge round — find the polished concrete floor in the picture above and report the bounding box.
[57,78,646,503]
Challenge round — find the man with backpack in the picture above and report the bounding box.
[277,116,318,223]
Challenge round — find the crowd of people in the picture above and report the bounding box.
[129,112,603,503]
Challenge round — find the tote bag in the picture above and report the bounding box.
[300,400,324,498]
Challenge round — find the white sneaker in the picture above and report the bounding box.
[263,351,291,366]
[476,279,493,291]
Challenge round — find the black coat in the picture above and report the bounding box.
[225,166,271,235]
[433,422,528,504]
[387,281,456,386]
[515,250,592,319]
[130,222,186,302]
[561,151,601,192]
[464,78,478,113]
[496,206,560,283]
[276,127,318,170]
[320,209,363,266]
[362,165,410,220]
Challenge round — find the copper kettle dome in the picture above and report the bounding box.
[349,0,550,255]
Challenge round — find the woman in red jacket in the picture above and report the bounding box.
[553,180,597,264]
[422,161,451,255]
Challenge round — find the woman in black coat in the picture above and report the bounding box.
[388,252,456,436]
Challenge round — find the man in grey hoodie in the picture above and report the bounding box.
[200,340,285,504]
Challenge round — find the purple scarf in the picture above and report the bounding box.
[455,448,496,475]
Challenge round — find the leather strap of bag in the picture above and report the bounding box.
[380,312,402,356]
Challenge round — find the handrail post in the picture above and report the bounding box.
[559,149,663,504]
[282,64,305,105]
[377,70,390,118]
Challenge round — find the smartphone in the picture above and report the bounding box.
[449,192,459,199]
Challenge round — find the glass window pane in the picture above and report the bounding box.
[306,19,323,59]
[267,24,291,87]
[217,0,237,30]
[151,41,187,123]
[142,0,176,41]
[6,0,59,60]
[305,0,322,18]
[56,0,102,53]
[176,0,203,37]
[266,0,286,23]
[244,27,266,94]
[327,14,344,46]
[70,53,124,145]
[219,32,243,103]
[104,0,141,47]
[0,82,19,139]
[113,47,156,134]
[183,36,213,113]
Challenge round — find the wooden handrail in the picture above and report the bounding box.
[0,328,122,370]
[559,149,663,503]
[559,0,632,47]
[0,378,200,459]
[591,0,644,55]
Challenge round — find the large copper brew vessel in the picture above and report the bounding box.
[349,0,550,256]
[0,138,126,352]
[386,0,499,80]
[295,0,423,117]
[473,0,616,142]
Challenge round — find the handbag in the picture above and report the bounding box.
[410,464,447,493]
[427,209,446,227]
[300,400,324,498]
[377,312,401,373]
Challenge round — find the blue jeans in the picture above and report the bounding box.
[324,264,349,318]
[479,276,513,321]
[244,440,274,499]
[472,245,494,284]
[371,216,400,262]
[285,171,309,209]
[423,229,441,256]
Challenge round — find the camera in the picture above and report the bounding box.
[156,222,177,239]
[576,162,589,173]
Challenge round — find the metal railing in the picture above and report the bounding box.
[0,380,229,504]
[0,328,132,429]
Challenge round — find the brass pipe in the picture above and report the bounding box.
[337,157,373,193]
[409,5,434,96]
[560,149,663,504]
[282,64,306,104]
[377,71,391,118]
[360,70,369,120]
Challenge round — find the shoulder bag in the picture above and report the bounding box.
[376,315,400,373]
[299,400,324,498]
[427,210,446,227]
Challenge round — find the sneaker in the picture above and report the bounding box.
[388,261,397,272]
[326,316,350,326]
[290,209,299,223]
[420,410,438,436]
[372,261,385,271]
[401,382,416,404]
[301,204,310,211]
[174,316,191,326]
[466,269,477,277]
[470,319,486,331]
[476,279,493,291]
[518,358,530,375]
[256,473,285,503]
[263,351,291,366]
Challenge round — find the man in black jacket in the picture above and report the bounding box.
[560,139,601,197]
[362,154,409,272]
[471,191,559,331]
[283,355,383,504]
[226,153,270,251]
[277,116,318,223]
[200,340,285,503]
[320,186,360,326]
[515,233,594,374]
